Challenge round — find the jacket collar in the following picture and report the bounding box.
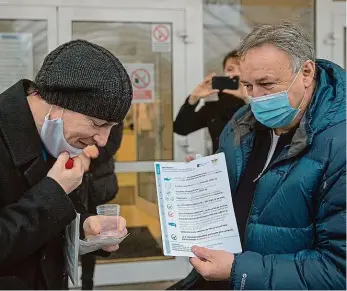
[231,103,311,161]
[0,79,48,186]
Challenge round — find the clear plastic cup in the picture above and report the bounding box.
[96,204,120,236]
[96,204,120,216]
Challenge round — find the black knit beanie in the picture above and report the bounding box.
[35,40,133,123]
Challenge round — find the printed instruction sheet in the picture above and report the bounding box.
[155,153,242,257]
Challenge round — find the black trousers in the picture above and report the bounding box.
[80,173,98,290]
[81,253,96,290]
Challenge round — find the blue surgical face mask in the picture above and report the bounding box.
[250,69,307,128]
[40,106,83,158]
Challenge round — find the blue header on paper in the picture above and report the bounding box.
[156,163,171,255]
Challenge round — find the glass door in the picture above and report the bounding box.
[58,5,199,286]
[0,6,57,93]
[316,0,346,69]
[332,5,346,69]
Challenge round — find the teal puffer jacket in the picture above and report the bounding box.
[219,59,346,290]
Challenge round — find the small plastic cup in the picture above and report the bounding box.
[96,204,120,236]
[96,204,120,216]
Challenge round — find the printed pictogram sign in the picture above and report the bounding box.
[131,69,151,90]
[151,24,171,52]
[124,63,155,103]
[153,25,170,42]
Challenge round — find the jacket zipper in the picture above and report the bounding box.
[253,170,264,183]
[253,130,275,182]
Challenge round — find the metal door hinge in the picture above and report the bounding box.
[178,32,192,44]
[324,32,340,46]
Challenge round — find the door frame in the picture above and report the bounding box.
[333,13,347,69]
[316,0,346,63]
[0,5,58,53]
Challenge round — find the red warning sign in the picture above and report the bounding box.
[131,69,151,90]
[125,63,154,103]
[151,24,171,52]
[153,25,170,42]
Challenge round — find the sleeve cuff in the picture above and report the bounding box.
[185,96,199,108]
[229,251,269,290]
[230,253,239,289]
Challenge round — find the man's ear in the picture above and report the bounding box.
[302,60,315,87]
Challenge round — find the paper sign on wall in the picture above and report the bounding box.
[124,63,155,103]
[151,24,171,52]
[0,33,33,94]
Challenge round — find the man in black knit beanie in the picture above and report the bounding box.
[0,40,132,289]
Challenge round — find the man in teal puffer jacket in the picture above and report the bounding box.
[176,21,346,290]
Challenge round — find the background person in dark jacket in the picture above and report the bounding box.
[174,50,245,153]
[77,125,123,290]
[0,40,132,289]
[177,21,346,290]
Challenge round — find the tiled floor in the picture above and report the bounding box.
[119,205,162,240]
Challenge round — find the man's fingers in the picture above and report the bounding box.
[192,246,212,261]
[117,217,127,232]
[189,257,208,276]
[84,145,99,158]
[97,216,127,234]
[186,154,203,163]
[56,152,69,165]
[118,228,128,238]
[186,155,195,162]
[84,216,101,236]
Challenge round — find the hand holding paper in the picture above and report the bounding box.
[190,246,235,281]
[155,153,242,257]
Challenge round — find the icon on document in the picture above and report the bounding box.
[168,222,177,227]
[171,234,178,240]
[167,204,173,210]
[197,161,208,168]
[168,211,174,218]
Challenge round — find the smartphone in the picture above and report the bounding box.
[212,76,239,91]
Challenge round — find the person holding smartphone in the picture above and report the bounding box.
[174,50,245,153]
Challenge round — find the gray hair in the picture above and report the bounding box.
[237,21,315,73]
